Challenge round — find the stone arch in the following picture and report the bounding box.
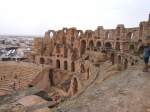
[69,77,78,95]
[115,42,120,50]
[40,57,45,64]
[138,45,144,55]
[127,32,133,40]
[118,55,121,64]
[124,58,128,69]
[86,68,90,80]
[105,42,112,49]
[129,44,135,50]
[96,41,101,48]
[71,62,75,72]
[110,53,115,65]
[89,40,94,50]
[56,59,60,69]
[80,40,86,55]
[63,28,67,34]
[64,61,68,70]
[48,30,56,38]
[80,64,85,73]
[77,30,83,37]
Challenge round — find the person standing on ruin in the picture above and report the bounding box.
[143,36,150,72]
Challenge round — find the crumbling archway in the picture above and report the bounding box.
[105,42,112,49]
[71,62,75,72]
[110,53,115,65]
[56,59,60,69]
[89,40,94,50]
[40,57,45,64]
[118,55,121,64]
[64,61,68,70]
[127,32,133,40]
[80,64,85,73]
[96,41,101,49]
[138,45,144,55]
[72,77,78,94]
[47,30,56,38]
[129,44,135,51]
[80,40,86,55]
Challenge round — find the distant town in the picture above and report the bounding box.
[0,35,34,61]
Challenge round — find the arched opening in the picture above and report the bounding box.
[127,32,133,40]
[80,64,85,73]
[49,69,54,86]
[86,68,90,80]
[64,61,68,70]
[56,60,60,69]
[80,40,86,55]
[118,55,121,64]
[63,28,67,34]
[72,77,78,95]
[40,57,45,64]
[129,44,135,50]
[96,41,101,49]
[89,40,94,50]
[49,32,54,38]
[138,45,144,55]
[78,30,83,37]
[115,42,120,51]
[110,53,115,65]
[71,62,75,72]
[105,42,112,49]
[124,58,128,69]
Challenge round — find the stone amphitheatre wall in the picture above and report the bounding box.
[31,14,150,96]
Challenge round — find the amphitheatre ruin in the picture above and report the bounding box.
[0,14,150,112]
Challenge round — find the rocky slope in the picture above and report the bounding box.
[54,60,150,112]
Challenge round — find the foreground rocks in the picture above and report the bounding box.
[54,62,150,112]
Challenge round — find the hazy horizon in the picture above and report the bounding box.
[0,0,150,36]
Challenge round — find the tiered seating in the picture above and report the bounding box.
[0,61,41,95]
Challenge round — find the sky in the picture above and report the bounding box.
[0,0,150,36]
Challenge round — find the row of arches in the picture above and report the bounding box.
[46,28,138,42]
[56,60,75,72]
[110,52,139,70]
[80,40,122,55]
[40,58,53,65]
